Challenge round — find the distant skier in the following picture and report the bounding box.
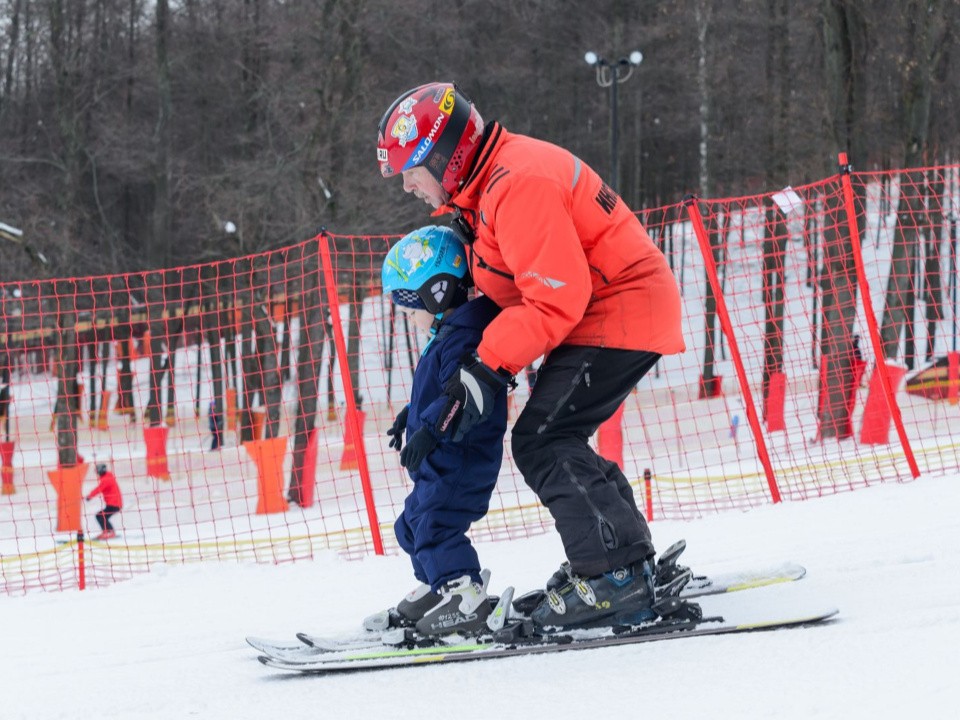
[86,463,123,540]
[371,226,507,637]
[208,400,224,451]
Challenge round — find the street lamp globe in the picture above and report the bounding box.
[584,51,599,66]
[629,50,644,66]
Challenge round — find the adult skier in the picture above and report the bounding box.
[376,82,685,630]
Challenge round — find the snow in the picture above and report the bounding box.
[3,470,958,720]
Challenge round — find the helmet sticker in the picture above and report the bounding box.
[391,114,418,147]
[377,147,388,162]
[383,234,435,281]
[401,237,434,273]
[439,88,456,115]
[404,113,447,171]
[430,279,450,304]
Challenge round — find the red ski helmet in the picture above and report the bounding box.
[377,83,485,194]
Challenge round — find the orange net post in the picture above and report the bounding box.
[47,463,89,533]
[143,426,171,480]
[0,441,14,495]
[245,436,289,514]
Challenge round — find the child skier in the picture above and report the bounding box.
[372,225,509,637]
[86,463,123,540]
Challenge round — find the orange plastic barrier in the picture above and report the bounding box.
[0,440,14,495]
[143,426,171,480]
[765,371,787,432]
[340,410,366,471]
[597,402,625,469]
[251,408,266,441]
[47,463,89,533]
[299,427,319,508]
[245,436,290,514]
[226,388,237,431]
[860,363,907,445]
[950,352,960,406]
[95,390,111,430]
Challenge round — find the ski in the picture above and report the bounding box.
[255,598,838,674]
[246,557,806,659]
[681,560,806,598]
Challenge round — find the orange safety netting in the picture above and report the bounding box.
[1,161,958,594]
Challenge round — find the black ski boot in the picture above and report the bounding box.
[530,560,657,631]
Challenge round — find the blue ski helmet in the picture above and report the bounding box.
[381,226,469,315]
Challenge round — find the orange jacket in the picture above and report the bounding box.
[446,123,685,375]
[87,471,123,508]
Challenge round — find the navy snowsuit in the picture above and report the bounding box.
[394,295,507,591]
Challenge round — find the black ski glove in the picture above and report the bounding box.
[436,353,513,443]
[386,405,410,452]
[399,427,439,472]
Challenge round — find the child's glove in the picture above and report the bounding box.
[386,405,410,452]
[399,427,438,472]
[436,354,512,442]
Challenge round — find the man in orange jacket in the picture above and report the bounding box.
[86,463,123,540]
[377,83,686,632]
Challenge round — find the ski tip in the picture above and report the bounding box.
[246,636,277,650]
[295,632,315,647]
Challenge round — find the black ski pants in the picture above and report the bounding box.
[95,505,121,532]
[511,345,660,578]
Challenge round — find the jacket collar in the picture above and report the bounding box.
[437,121,505,215]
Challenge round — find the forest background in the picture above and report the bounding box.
[0,0,957,280]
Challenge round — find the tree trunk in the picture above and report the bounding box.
[817,190,859,438]
[54,281,80,467]
[288,249,325,505]
[880,170,925,360]
[152,0,172,267]
[924,171,945,361]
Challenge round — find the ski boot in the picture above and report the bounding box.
[362,583,441,632]
[513,540,692,616]
[530,559,658,631]
[363,569,492,633]
[415,575,493,637]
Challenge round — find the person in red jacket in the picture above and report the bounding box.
[86,463,123,540]
[377,82,686,632]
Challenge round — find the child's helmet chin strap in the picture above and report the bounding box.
[421,314,446,355]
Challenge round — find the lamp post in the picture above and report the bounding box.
[584,50,643,191]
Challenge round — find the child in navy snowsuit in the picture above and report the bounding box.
[376,226,508,637]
